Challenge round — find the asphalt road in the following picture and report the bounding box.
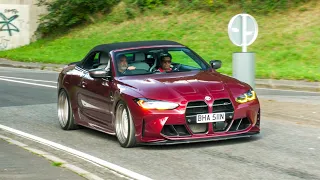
[0,67,319,180]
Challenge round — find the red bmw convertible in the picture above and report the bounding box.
[57,40,260,147]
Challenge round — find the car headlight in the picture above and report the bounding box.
[135,98,179,110]
[235,90,256,104]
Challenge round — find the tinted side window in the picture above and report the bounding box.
[82,52,100,70]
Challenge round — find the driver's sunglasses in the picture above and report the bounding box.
[163,60,171,64]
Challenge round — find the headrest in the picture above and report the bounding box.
[135,52,145,62]
[100,52,109,64]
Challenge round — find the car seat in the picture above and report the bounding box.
[97,52,110,70]
[129,52,150,71]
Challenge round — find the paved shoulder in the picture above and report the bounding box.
[0,139,85,180]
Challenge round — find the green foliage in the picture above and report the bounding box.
[35,0,313,36]
[36,0,120,36]
[125,8,136,19]
[1,1,319,81]
[131,0,167,11]
[240,0,312,14]
[0,0,318,81]
[175,0,313,14]
[51,162,63,167]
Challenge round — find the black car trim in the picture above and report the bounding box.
[139,131,259,145]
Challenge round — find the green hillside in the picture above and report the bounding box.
[0,1,319,81]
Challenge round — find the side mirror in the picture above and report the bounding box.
[210,60,222,70]
[89,69,111,78]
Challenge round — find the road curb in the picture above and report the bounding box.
[0,135,105,180]
[0,61,319,93]
[255,83,320,92]
[0,63,63,72]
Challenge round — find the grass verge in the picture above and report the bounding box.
[51,162,63,167]
[0,1,319,81]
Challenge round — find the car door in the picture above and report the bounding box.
[77,51,114,133]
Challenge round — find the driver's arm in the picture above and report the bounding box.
[127,66,136,70]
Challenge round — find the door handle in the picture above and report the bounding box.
[81,81,87,88]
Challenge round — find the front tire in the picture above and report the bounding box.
[115,101,136,148]
[57,89,78,130]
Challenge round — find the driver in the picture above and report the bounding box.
[118,55,136,73]
[157,53,172,72]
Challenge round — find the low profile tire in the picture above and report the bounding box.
[57,89,78,130]
[115,101,136,148]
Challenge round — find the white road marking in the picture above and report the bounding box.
[308,148,315,150]
[0,124,152,180]
[0,75,57,83]
[0,78,57,88]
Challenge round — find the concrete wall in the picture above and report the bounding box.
[0,0,46,50]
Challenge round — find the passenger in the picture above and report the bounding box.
[157,53,172,72]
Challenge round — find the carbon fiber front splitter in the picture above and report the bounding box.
[139,131,260,145]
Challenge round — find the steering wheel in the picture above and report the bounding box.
[122,68,129,75]
[172,63,182,71]
[149,66,156,72]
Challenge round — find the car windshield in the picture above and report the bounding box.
[114,47,210,76]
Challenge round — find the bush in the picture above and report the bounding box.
[36,0,313,36]
[36,0,120,36]
[129,0,167,11]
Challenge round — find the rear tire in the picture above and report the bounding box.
[57,89,78,130]
[115,101,136,148]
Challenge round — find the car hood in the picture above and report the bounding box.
[117,71,250,101]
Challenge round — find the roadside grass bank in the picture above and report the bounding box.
[0,1,319,81]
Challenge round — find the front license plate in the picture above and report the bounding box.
[196,113,225,123]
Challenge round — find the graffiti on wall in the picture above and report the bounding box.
[0,5,29,51]
[4,9,19,14]
[0,36,9,50]
[0,12,20,36]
